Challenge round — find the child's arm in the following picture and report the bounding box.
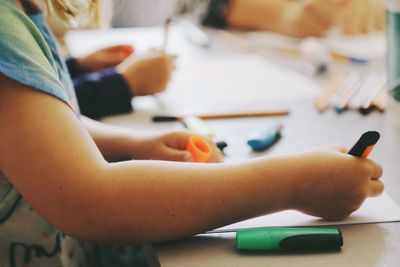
[0,74,383,245]
[116,50,176,97]
[81,116,223,163]
[338,0,385,34]
[226,0,348,38]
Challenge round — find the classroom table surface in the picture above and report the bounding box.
[66,24,400,267]
[147,61,400,266]
[153,223,400,267]
[151,98,400,267]
[116,95,400,267]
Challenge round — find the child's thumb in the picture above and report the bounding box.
[328,143,348,153]
[166,147,193,162]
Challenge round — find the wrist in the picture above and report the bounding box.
[249,156,300,212]
[106,131,140,162]
[124,134,142,160]
[281,154,319,212]
[124,134,159,160]
[116,66,140,96]
[76,56,92,73]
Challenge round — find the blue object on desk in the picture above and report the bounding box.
[247,121,282,151]
[350,57,369,65]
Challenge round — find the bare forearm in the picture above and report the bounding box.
[66,156,296,244]
[226,0,290,31]
[82,116,136,162]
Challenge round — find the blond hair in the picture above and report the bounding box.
[41,0,111,28]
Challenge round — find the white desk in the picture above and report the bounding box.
[66,24,400,267]
[152,98,400,267]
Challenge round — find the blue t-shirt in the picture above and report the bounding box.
[0,0,86,266]
[0,0,79,111]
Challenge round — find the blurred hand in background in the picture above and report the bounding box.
[77,45,135,72]
[117,50,177,97]
[338,0,385,34]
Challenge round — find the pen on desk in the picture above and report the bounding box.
[216,141,228,152]
[236,228,343,251]
[152,110,290,122]
[162,17,172,52]
[348,131,380,158]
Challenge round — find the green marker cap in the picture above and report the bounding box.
[236,228,343,251]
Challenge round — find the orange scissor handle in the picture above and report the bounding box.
[186,135,212,163]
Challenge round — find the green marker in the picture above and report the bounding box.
[236,228,343,251]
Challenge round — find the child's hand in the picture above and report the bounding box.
[279,0,348,38]
[291,145,383,220]
[338,0,385,34]
[77,45,134,72]
[128,132,224,163]
[116,50,176,97]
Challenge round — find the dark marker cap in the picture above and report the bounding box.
[152,116,180,122]
[348,131,380,158]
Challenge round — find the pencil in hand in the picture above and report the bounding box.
[162,17,172,52]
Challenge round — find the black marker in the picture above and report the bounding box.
[348,131,380,158]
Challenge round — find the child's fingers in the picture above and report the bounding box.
[168,54,178,68]
[167,54,178,60]
[366,160,383,180]
[163,131,192,150]
[163,132,222,163]
[163,146,193,162]
[311,143,347,154]
[162,54,177,76]
[327,143,348,153]
[208,148,224,163]
[368,180,384,197]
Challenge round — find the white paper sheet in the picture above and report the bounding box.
[209,192,400,233]
[158,55,320,114]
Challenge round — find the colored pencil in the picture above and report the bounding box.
[152,110,289,122]
[162,18,172,52]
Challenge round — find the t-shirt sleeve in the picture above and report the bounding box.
[0,3,70,105]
